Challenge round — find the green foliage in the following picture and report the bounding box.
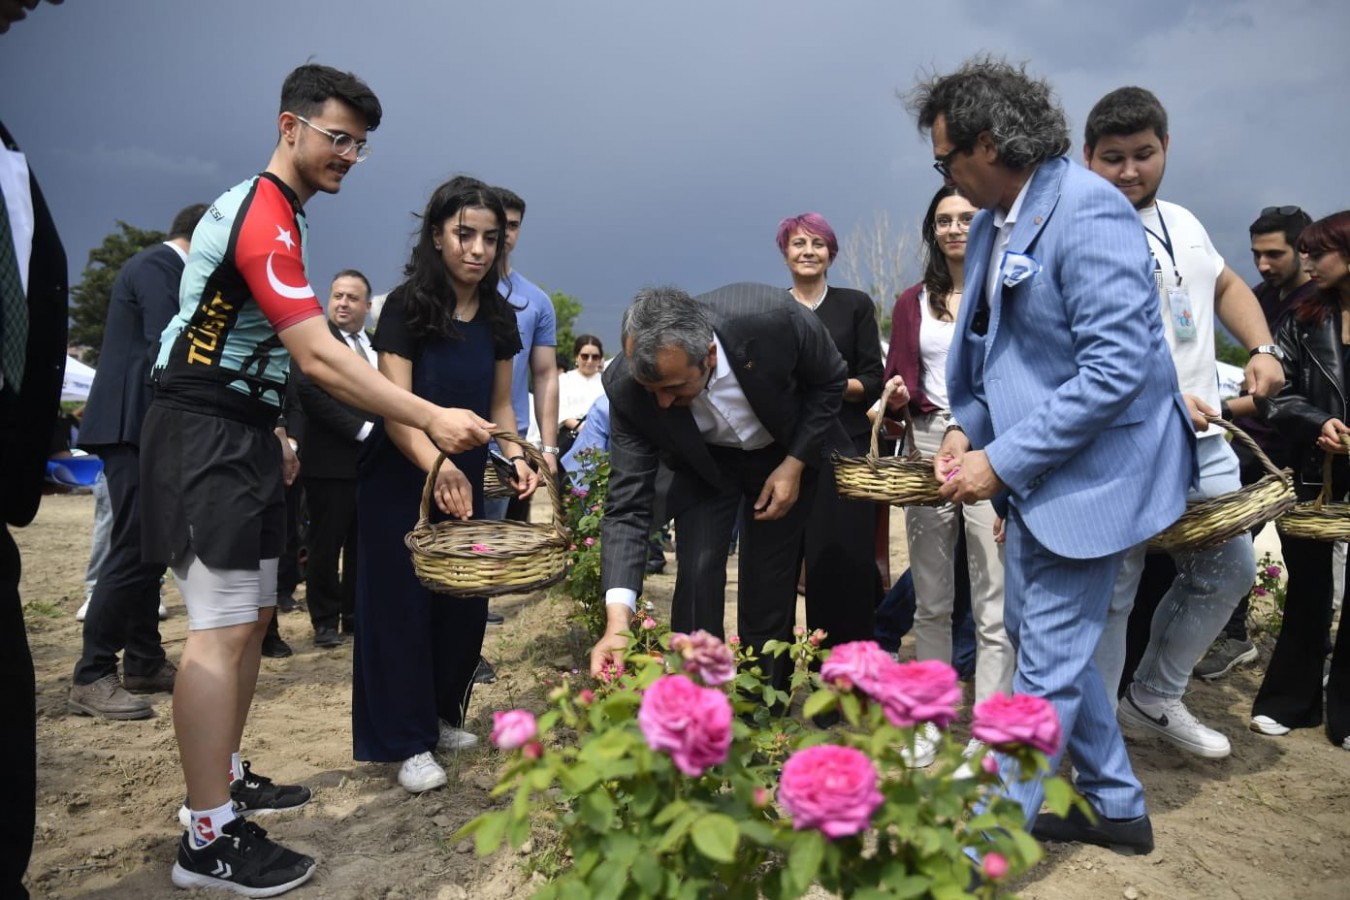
[1215,329,1249,370]
[550,290,584,371]
[459,629,1078,899]
[554,449,611,639]
[1249,551,1288,637]
[69,221,167,363]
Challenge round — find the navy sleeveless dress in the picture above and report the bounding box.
[352,315,495,762]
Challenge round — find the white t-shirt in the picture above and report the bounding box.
[1138,200,1225,438]
[558,368,605,424]
[917,288,955,411]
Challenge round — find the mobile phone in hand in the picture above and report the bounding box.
[488,449,518,485]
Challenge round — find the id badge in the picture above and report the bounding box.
[1167,286,1197,343]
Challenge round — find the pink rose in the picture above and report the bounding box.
[578,689,595,705]
[641,617,657,631]
[778,745,883,839]
[669,630,736,687]
[522,741,544,760]
[1264,565,1281,579]
[981,753,999,776]
[971,693,1062,756]
[584,537,596,547]
[874,660,961,729]
[638,674,732,776]
[1253,586,1269,597]
[471,544,492,552]
[982,852,1009,880]
[820,640,895,695]
[490,710,538,750]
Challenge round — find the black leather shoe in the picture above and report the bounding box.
[276,594,302,614]
[1031,805,1154,855]
[485,610,505,625]
[261,633,294,659]
[314,625,344,648]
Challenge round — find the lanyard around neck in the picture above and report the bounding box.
[1142,205,1183,287]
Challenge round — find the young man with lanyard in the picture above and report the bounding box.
[142,64,495,896]
[1084,86,1284,760]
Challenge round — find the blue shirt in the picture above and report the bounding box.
[498,270,556,434]
[560,393,610,473]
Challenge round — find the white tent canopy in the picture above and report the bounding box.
[61,354,96,402]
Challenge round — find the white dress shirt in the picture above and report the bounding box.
[339,326,376,441]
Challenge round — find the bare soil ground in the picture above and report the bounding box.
[15,493,1350,898]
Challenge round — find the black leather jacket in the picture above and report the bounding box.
[1257,300,1350,498]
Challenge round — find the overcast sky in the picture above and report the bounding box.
[3,0,1346,350]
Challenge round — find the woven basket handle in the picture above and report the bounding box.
[871,380,920,462]
[1201,414,1290,486]
[1313,434,1350,510]
[415,431,567,535]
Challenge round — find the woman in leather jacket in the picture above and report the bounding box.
[1252,210,1350,749]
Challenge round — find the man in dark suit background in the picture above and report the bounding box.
[0,105,69,900]
[67,203,206,720]
[588,284,847,690]
[295,269,376,646]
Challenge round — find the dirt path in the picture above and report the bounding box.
[15,494,1350,898]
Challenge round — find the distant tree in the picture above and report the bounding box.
[550,289,583,371]
[835,210,912,336]
[70,221,166,364]
[1215,329,1249,370]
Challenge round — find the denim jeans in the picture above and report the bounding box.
[83,471,113,598]
[1098,435,1256,706]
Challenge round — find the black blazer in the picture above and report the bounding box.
[295,321,372,480]
[78,242,185,449]
[0,119,68,528]
[600,282,848,594]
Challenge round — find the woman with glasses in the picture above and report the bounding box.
[883,185,1013,762]
[351,176,539,793]
[557,334,606,454]
[776,213,885,656]
[1251,210,1350,750]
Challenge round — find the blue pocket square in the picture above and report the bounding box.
[1000,251,1042,288]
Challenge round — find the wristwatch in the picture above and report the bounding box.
[1249,344,1286,361]
[540,445,560,455]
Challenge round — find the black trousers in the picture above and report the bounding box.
[671,445,816,693]
[1,527,36,899]
[1253,535,1350,743]
[73,443,166,684]
[303,476,357,632]
[276,480,305,597]
[803,435,878,649]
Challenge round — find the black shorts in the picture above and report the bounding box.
[140,404,285,570]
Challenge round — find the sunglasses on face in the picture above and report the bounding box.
[578,353,601,361]
[1261,205,1303,217]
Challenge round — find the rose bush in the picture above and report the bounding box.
[460,629,1085,899]
[972,692,1062,757]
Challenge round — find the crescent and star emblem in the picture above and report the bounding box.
[265,251,315,300]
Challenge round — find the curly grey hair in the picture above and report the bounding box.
[620,286,713,383]
[907,55,1070,171]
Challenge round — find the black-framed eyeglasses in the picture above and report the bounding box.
[295,115,370,162]
[933,146,965,179]
[1261,205,1303,217]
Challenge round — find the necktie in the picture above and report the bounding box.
[348,331,371,364]
[0,188,28,392]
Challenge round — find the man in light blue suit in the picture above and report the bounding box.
[908,57,1197,855]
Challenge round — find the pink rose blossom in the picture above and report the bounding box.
[522,741,544,760]
[809,629,826,647]
[669,630,736,687]
[981,753,999,776]
[727,635,741,646]
[982,852,1009,880]
[1253,586,1269,596]
[753,786,770,808]
[490,710,538,750]
[641,617,657,631]
[972,693,1062,756]
[1264,566,1281,579]
[471,544,492,552]
[583,537,596,547]
[794,625,807,637]
[778,745,883,839]
[638,674,732,776]
[820,640,895,695]
[577,689,595,705]
[874,659,961,728]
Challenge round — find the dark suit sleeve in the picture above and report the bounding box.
[295,367,367,441]
[786,306,847,465]
[136,250,185,367]
[599,393,660,595]
[852,291,884,409]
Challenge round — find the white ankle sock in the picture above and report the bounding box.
[229,752,243,783]
[188,799,237,849]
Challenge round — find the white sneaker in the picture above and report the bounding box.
[398,752,447,793]
[75,598,91,621]
[1118,689,1231,759]
[899,723,939,768]
[952,739,985,779]
[437,721,479,752]
[1250,715,1291,736]
[158,602,168,620]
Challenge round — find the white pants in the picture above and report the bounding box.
[904,410,1015,703]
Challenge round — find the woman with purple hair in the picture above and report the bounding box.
[776,213,885,658]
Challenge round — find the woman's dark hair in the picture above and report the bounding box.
[1294,210,1350,326]
[920,185,963,320]
[573,334,603,357]
[400,175,519,349]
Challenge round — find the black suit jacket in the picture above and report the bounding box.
[0,119,68,528]
[600,282,848,594]
[78,242,184,449]
[295,321,371,480]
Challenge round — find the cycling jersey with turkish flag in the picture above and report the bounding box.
[154,173,323,411]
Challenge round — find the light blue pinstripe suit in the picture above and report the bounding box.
[948,156,1197,822]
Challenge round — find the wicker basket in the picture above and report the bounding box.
[833,381,942,507]
[1277,438,1350,541]
[1149,416,1296,553]
[405,430,570,597]
[482,462,516,499]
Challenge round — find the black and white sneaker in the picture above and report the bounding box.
[177,763,312,828]
[171,817,315,897]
